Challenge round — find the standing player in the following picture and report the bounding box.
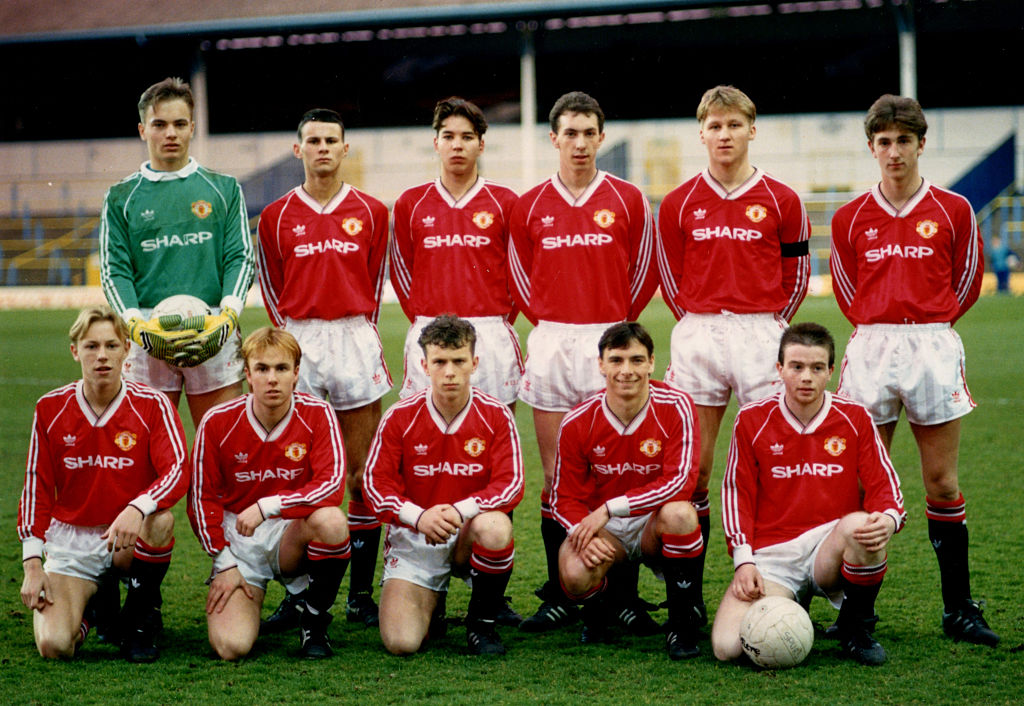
[551,323,704,659]
[18,306,189,662]
[830,95,997,646]
[713,323,905,665]
[656,85,810,619]
[189,327,351,660]
[364,316,524,655]
[509,91,658,631]
[390,96,522,407]
[100,77,254,426]
[257,109,390,631]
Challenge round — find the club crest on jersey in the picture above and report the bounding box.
[592,445,607,457]
[235,452,249,463]
[745,204,767,223]
[342,217,363,236]
[639,438,662,458]
[421,215,436,227]
[541,215,555,228]
[593,209,616,228]
[292,224,307,237]
[770,442,784,455]
[191,200,213,219]
[464,437,486,457]
[284,442,307,462]
[693,208,707,220]
[114,431,137,452]
[141,209,155,222]
[472,211,495,229]
[824,436,846,457]
[64,434,77,446]
[415,443,429,455]
[865,227,879,240]
[916,220,938,239]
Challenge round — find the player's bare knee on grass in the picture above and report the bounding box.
[35,625,78,660]
[710,594,747,662]
[380,622,426,656]
[209,629,256,662]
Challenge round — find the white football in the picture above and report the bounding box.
[739,595,814,669]
[151,294,211,322]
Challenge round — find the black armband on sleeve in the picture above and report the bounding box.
[780,240,810,257]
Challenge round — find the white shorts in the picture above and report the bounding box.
[665,312,785,407]
[520,320,615,412]
[222,512,293,592]
[42,520,113,583]
[286,316,392,411]
[753,520,843,608]
[381,525,465,593]
[604,514,650,560]
[400,316,523,404]
[124,306,244,395]
[837,324,975,426]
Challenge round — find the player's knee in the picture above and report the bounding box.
[557,553,596,598]
[380,623,425,656]
[142,509,175,546]
[307,506,349,544]
[657,500,698,534]
[36,631,76,660]
[468,511,512,548]
[923,475,960,502]
[711,633,743,662]
[209,630,255,662]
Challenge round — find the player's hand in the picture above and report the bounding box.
[101,504,144,553]
[569,504,611,555]
[235,503,265,537]
[416,504,462,545]
[127,316,195,362]
[852,512,896,554]
[729,563,766,602]
[171,308,239,368]
[21,558,53,612]
[206,566,254,615]
[578,533,618,570]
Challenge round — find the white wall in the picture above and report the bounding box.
[1,106,1020,215]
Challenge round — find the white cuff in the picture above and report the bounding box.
[453,498,481,521]
[213,547,238,573]
[123,308,143,322]
[130,494,157,517]
[258,496,282,519]
[22,537,45,562]
[605,495,631,518]
[220,296,243,315]
[884,509,904,533]
[398,501,425,528]
[732,544,754,569]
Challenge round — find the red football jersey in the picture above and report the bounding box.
[657,168,810,320]
[257,185,389,326]
[830,180,983,325]
[721,392,906,566]
[363,388,524,529]
[389,178,518,320]
[19,381,189,548]
[508,172,656,324]
[550,382,699,530]
[188,392,346,558]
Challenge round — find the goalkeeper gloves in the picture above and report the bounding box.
[173,308,239,368]
[126,316,196,363]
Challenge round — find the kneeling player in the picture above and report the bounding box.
[712,323,905,666]
[551,322,704,659]
[364,316,524,655]
[189,327,350,660]
[18,306,189,662]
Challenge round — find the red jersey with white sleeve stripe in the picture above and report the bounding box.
[390,178,518,320]
[188,392,346,559]
[257,184,389,326]
[721,391,905,567]
[550,381,699,530]
[657,167,810,321]
[363,388,523,529]
[508,171,656,324]
[18,381,188,550]
[829,179,983,325]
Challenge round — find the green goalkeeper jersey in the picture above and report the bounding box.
[100,158,255,318]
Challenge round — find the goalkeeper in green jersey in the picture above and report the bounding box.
[99,77,255,426]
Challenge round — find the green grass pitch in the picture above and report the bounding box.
[0,296,1021,704]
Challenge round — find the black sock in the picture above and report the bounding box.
[927,495,971,611]
[122,539,172,620]
[348,525,381,598]
[467,542,514,621]
[306,540,351,615]
[540,514,567,604]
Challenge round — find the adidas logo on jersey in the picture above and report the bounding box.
[422,215,436,227]
[292,224,307,237]
[693,208,707,220]
[592,445,606,456]
[63,434,77,446]
[415,444,429,455]
[235,452,249,463]
[864,243,933,263]
[770,442,784,455]
[541,215,554,227]
[865,228,878,240]
[692,226,762,242]
[141,209,155,221]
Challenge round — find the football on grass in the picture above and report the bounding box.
[739,595,814,669]
[152,294,211,322]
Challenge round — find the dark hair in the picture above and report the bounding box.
[778,322,835,367]
[297,108,345,141]
[549,91,605,134]
[138,77,193,122]
[598,321,654,358]
[864,94,928,141]
[433,96,488,137]
[417,314,477,355]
